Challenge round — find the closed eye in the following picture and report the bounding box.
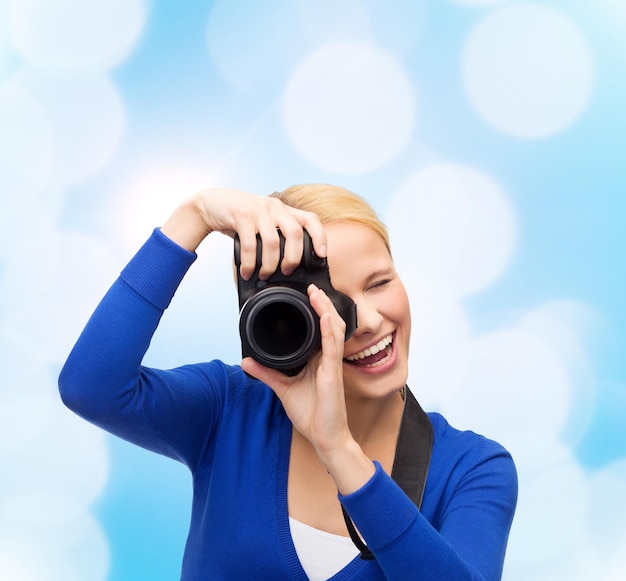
[367,278,392,291]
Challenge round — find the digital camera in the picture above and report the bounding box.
[235,231,358,376]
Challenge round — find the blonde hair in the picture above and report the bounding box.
[271,184,390,255]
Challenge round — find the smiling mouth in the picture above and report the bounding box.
[344,333,393,368]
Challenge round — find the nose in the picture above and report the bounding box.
[351,297,383,337]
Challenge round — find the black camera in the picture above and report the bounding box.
[235,231,358,376]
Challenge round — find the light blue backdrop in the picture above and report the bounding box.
[1,1,625,579]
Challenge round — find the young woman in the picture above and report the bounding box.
[59,184,517,580]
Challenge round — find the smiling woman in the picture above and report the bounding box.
[59,184,517,580]
[1,0,624,578]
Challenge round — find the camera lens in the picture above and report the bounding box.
[251,301,309,357]
[240,287,320,374]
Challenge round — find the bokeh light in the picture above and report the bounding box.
[12,66,126,184]
[282,41,416,174]
[9,0,147,70]
[462,3,594,138]
[387,164,516,296]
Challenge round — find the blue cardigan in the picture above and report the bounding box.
[59,229,517,580]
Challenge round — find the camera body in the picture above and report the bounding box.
[235,231,358,376]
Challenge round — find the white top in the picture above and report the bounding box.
[289,516,360,580]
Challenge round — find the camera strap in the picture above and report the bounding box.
[340,385,434,560]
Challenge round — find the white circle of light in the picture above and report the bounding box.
[282,41,416,174]
[9,0,146,70]
[438,327,571,448]
[13,67,126,185]
[462,3,594,138]
[386,164,516,296]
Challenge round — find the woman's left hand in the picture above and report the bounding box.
[242,284,351,455]
[242,285,376,494]
[243,284,377,493]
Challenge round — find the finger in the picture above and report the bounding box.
[232,196,289,280]
[313,312,346,404]
[308,286,347,373]
[256,199,307,279]
[319,311,343,363]
[308,285,346,335]
[255,223,282,281]
[279,208,327,275]
[293,209,327,258]
[276,221,304,276]
[236,226,261,281]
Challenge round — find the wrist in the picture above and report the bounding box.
[160,195,212,252]
[317,437,376,496]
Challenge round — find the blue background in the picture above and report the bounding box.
[1,1,625,579]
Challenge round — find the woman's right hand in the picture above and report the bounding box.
[160,188,327,280]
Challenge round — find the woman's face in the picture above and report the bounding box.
[325,222,411,399]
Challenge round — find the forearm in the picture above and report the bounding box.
[338,446,517,581]
[339,464,486,580]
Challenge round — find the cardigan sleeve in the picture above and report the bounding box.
[58,228,233,467]
[338,437,517,580]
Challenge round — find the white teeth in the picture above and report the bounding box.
[346,334,393,362]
